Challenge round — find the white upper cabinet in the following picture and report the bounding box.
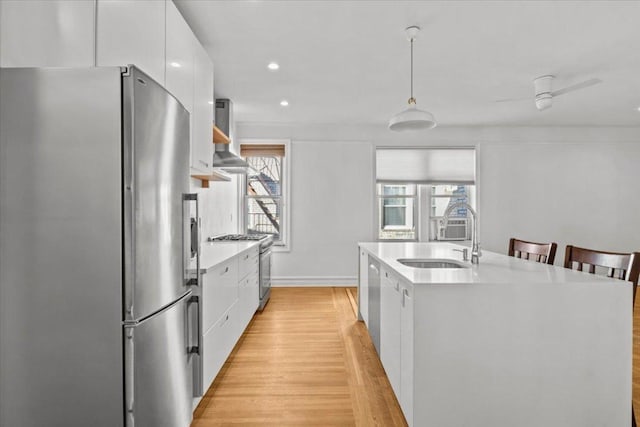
[165,1,195,113]
[96,0,166,85]
[0,0,95,67]
[191,42,214,173]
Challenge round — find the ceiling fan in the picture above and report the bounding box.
[496,75,602,111]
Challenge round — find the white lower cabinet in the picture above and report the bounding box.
[380,267,401,398]
[358,249,369,324]
[197,245,261,397]
[399,282,414,426]
[376,262,415,427]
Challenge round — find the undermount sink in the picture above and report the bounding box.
[397,258,469,269]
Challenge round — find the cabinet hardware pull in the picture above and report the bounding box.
[184,193,200,287]
[402,288,410,307]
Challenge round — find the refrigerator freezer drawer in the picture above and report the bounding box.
[124,292,194,427]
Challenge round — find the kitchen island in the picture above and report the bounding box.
[358,242,632,427]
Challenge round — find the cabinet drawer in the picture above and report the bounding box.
[202,259,238,332]
[238,246,260,280]
[236,273,259,337]
[201,303,236,390]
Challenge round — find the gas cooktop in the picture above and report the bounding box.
[208,234,269,242]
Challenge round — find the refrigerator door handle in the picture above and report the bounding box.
[184,193,200,287]
[188,295,201,355]
[124,326,135,427]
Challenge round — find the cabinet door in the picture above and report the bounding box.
[191,42,214,173]
[0,0,95,67]
[400,282,414,427]
[96,0,166,85]
[165,0,194,113]
[380,267,401,398]
[238,272,258,332]
[359,249,369,324]
[367,256,381,354]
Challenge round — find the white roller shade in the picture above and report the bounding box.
[376,148,476,184]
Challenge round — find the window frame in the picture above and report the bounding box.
[239,139,291,251]
[376,183,419,242]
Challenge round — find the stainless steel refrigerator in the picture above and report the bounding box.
[0,66,197,427]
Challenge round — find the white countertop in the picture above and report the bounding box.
[359,241,625,286]
[194,241,260,273]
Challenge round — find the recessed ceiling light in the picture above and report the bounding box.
[637,106,640,112]
[268,62,279,71]
[280,100,289,107]
[170,62,181,68]
[208,101,214,105]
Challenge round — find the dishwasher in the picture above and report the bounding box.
[368,256,381,355]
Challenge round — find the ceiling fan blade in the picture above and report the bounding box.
[551,78,602,97]
[494,97,529,103]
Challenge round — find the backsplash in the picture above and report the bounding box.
[190,175,239,238]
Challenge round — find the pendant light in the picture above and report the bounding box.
[389,26,437,131]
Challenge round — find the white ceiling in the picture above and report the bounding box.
[175,0,640,127]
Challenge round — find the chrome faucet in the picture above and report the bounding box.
[442,202,481,264]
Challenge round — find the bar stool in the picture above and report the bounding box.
[508,238,558,265]
[564,244,640,426]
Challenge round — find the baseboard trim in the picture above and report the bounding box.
[272,276,357,287]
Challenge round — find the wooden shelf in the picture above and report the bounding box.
[191,170,231,187]
[213,125,230,144]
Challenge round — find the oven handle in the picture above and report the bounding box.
[260,247,272,258]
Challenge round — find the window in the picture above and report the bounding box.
[377,184,417,240]
[240,141,290,248]
[375,147,477,242]
[428,185,472,241]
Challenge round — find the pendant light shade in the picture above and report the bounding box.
[389,26,437,131]
[389,104,436,131]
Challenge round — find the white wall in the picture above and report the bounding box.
[272,141,374,284]
[479,141,640,262]
[237,122,640,283]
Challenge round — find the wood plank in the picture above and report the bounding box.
[191,170,231,188]
[191,287,406,427]
[213,125,230,144]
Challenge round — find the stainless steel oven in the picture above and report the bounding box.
[258,243,272,311]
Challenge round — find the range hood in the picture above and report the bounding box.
[213,99,250,173]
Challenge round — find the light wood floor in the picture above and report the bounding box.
[193,287,640,426]
[192,287,406,426]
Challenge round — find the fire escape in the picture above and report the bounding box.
[247,156,281,235]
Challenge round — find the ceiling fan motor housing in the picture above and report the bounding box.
[534,75,554,110]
